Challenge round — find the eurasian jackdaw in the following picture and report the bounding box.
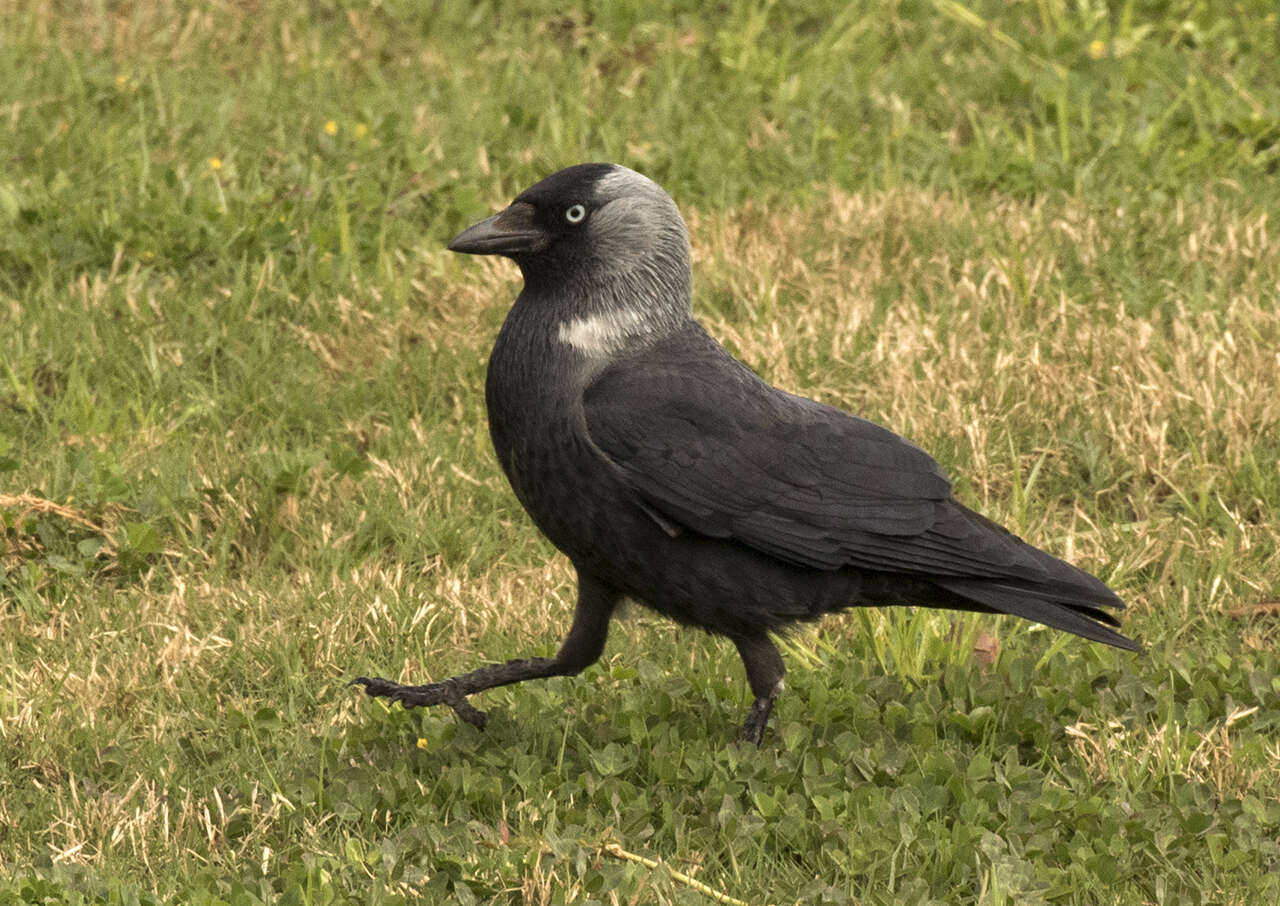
[354,163,1137,744]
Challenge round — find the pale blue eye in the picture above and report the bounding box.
[565,204,587,224]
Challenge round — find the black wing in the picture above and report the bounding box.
[583,325,1136,649]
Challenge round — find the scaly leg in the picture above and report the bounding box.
[353,572,618,729]
[734,633,786,745]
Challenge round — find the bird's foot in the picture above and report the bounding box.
[350,676,488,730]
[739,700,773,747]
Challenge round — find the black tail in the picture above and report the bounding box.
[937,573,1139,651]
[921,504,1141,652]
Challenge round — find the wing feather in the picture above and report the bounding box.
[582,324,1131,648]
[583,328,967,573]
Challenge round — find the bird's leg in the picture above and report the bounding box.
[353,573,617,730]
[733,633,786,746]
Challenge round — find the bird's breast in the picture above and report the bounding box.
[484,317,633,567]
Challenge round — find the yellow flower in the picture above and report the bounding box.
[208,157,223,170]
[1088,39,1106,60]
[416,737,429,750]
[324,120,338,136]
[354,123,369,139]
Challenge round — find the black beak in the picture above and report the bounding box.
[447,202,546,256]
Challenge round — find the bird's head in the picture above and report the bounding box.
[448,164,693,322]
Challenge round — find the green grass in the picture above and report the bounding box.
[2,1,1279,903]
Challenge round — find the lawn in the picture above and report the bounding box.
[2,1,1279,903]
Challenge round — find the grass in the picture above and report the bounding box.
[2,0,1279,903]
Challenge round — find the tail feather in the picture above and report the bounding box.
[936,577,1139,651]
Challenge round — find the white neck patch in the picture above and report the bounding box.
[557,307,650,357]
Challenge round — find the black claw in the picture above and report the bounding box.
[452,699,488,730]
[739,717,767,746]
[350,676,401,696]
[738,688,778,746]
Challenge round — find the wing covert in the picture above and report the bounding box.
[582,328,964,572]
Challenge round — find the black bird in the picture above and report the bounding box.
[354,163,1138,744]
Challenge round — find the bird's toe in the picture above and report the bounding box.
[739,715,768,747]
[351,676,399,697]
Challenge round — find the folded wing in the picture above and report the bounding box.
[583,326,1136,650]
